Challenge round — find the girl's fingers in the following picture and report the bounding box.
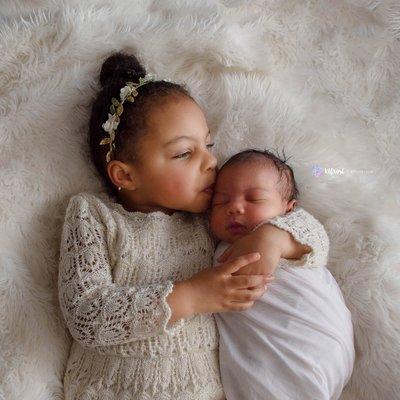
[229,301,255,311]
[249,283,267,290]
[230,286,266,302]
[221,252,261,274]
[230,274,273,289]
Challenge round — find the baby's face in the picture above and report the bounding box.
[209,162,296,243]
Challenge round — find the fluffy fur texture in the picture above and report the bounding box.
[0,1,399,399]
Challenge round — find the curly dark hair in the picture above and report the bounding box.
[88,52,194,197]
[218,148,299,202]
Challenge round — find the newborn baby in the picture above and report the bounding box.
[209,149,355,400]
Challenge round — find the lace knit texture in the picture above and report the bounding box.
[58,192,328,399]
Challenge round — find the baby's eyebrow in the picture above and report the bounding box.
[214,188,270,195]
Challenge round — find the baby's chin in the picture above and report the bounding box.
[211,226,250,244]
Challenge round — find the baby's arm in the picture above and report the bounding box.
[218,224,297,277]
[218,207,329,277]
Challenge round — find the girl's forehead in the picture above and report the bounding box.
[147,96,207,138]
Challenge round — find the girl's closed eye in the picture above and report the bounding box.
[174,143,215,159]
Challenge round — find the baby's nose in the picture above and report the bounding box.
[227,203,245,215]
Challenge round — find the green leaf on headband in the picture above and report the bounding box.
[110,105,115,114]
[111,97,119,106]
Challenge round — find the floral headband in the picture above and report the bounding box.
[99,73,157,163]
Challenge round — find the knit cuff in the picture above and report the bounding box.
[160,281,187,335]
[251,207,329,268]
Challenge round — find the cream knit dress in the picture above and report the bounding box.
[58,192,326,399]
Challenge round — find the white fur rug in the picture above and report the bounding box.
[0,1,399,399]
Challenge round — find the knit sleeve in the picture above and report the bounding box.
[251,206,330,268]
[57,194,185,349]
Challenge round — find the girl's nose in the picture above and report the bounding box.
[205,151,218,172]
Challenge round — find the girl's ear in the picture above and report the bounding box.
[107,160,140,190]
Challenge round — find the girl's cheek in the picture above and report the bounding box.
[167,174,192,196]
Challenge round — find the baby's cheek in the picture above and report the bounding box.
[209,207,223,236]
[248,205,275,228]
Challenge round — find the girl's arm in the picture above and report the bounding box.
[218,207,329,276]
[58,195,186,350]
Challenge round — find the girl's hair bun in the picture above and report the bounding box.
[99,52,147,88]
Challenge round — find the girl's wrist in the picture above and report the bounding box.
[181,278,199,316]
[166,281,195,325]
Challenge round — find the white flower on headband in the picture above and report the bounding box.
[102,113,119,134]
[99,73,157,163]
[120,85,138,102]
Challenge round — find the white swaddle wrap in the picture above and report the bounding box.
[213,209,355,400]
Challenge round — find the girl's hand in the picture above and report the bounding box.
[184,252,274,315]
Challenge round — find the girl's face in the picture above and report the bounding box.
[112,96,217,215]
[210,162,296,243]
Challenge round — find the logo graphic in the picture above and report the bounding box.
[312,164,323,177]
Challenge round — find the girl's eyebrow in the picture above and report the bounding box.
[164,130,211,146]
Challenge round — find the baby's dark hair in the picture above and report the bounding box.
[219,148,299,202]
[89,52,194,197]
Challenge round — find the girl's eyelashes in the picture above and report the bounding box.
[173,143,215,159]
[174,151,191,159]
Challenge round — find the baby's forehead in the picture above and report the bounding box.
[215,161,278,187]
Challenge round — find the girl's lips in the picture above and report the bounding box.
[203,184,214,195]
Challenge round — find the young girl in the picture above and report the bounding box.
[58,52,316,400]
